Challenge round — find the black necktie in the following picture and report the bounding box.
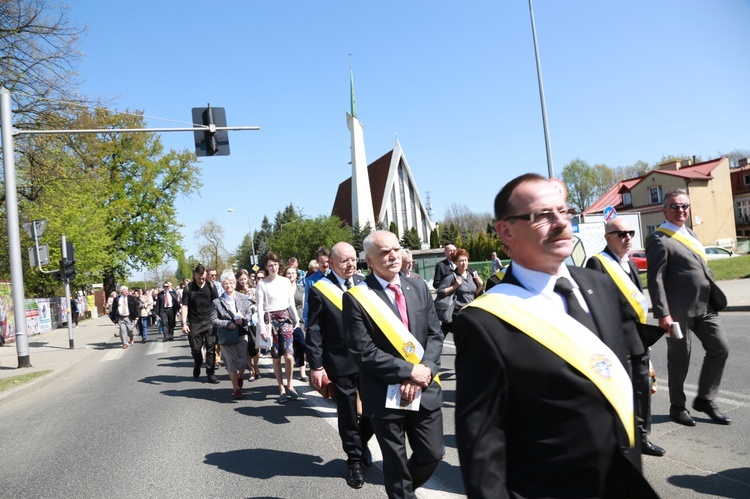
[554,277,597,333]
[344,279,352,289]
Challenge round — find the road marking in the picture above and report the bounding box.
[101,348,126,361]
[146,342,167,356]
[295,369,463,497]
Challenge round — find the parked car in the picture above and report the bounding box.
[627,250,648,272]
[705,246,741,260]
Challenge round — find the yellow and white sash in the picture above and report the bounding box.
[313,279,344,311]
[591,253,648,323]
[466,285,635,446]
[656,227,707,263]
[348,285,440,386]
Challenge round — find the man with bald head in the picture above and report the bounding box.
[344,230,444,498]
[586,217,665,457]
[432,243,456,289]
[306,242,373,489]
[454,173,656,498]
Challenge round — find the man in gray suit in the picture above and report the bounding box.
[646,188,731,426]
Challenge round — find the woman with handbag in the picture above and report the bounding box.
[211,271,253,400]
[256,252,302,403]
[435,248,484,334]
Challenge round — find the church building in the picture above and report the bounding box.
[331,70,434,247]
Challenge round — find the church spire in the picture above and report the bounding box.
[349,54,357,118]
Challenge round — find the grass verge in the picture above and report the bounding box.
[639,254,750,288]
[0,370,52,393]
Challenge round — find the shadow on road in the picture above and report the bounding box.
[204,448,385,487]
[667,467,750,498]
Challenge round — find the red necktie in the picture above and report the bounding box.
[387,283,409,330]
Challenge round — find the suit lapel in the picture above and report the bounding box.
[401,277,419,332]
[569,267,607,341]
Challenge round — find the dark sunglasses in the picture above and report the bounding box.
[667,203,690,211]
[606,230,635,238]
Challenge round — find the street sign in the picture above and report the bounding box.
[22,219,46,238]
[603,206,617,222]
[28,244,49,266]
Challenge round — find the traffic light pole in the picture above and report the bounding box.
[2,86,259,366]
[61,236,74,349]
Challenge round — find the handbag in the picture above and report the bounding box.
[311,372,334,399]
[218,327,239,345]
[433,275,458,323]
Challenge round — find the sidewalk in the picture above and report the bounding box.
[2,278,748,400]
[0,314,121,399]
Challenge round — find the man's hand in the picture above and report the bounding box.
[410,364,432,387]
[182,322,190,334]
[658,315,673,331]
[310,368,327,390]
[400,379,422,405]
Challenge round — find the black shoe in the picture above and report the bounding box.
[193,366,200,379]
[347,464,364,489]
[141,339,146,344]
[641,438,666,457]
[163,338,170,343]
[363,448,373,467]
[207,374,220,384]
[693,398,731,425]
[669,407,696,427]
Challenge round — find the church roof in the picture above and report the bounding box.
[331,149,394,226]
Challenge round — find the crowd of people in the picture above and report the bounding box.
[99,174,734,499]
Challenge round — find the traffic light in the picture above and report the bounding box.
[192,105,230,156]
[54,242,76,281]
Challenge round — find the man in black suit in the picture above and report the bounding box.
[453,173,657,498]
[307,241,373,489]
[586,217,665,457]
[109,286,141,349]
[431,243,455,289]
[156,281,180,341]
[343,230,444,499]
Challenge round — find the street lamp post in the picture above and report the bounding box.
[227,208,256,265]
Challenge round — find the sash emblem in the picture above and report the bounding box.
[591,353,612,379]
[403,341,416,357]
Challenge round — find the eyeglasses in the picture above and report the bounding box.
[504,207,574,226]
[338,257,357,265]
[667,203,690,211]
[606,230,635,238]
[208,274,217,278]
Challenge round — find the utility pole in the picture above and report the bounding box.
[528,0,554,179]
[0,87,31,367]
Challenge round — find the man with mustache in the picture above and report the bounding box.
[343,230,445,498]
[453,174,656,498]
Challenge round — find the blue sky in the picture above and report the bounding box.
[67,0,750,273]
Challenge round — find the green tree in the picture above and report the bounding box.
[5,107,200,297]
[439,224,458,248]
[195,219,228,270]
[401,227,421,250]
[430,228,439,249]
[267,215,352,265]
[254,215,273,256]
[561,158,597,211]
[388,221,399,238]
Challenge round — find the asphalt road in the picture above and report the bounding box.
[1,313,749,498]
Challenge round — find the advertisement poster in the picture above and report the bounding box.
[0,281,14,343]
[38,298,52,333]
[25,300,40,336]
